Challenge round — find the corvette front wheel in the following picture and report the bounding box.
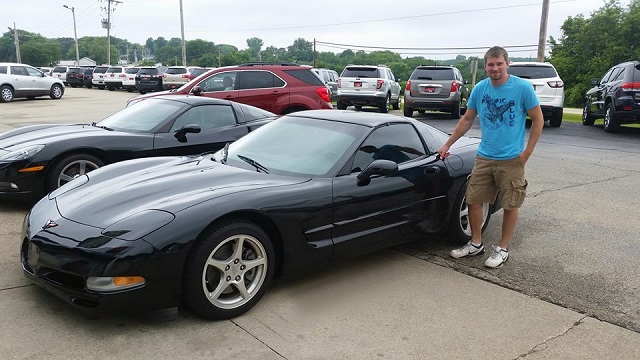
[183,219,275,320]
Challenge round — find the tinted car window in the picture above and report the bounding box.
[237,103,276,123]
[106,67,123,73]
[166,67,187,74]
[125,68,140,74]
[284,69,325,86]
[67,68,82,74]
[99,99,183,132]
[138,68,159,75]
[93,66,109,74]
[52,66,67,72]
[507,66,558,79]
[411,68,455,80]
[341,67,380,78]
[633,63,640,79]
[170,105,236,132]
[351,124,426,172]
[189,68,209,78]
[237,71,284,90]
[0,66,6,74]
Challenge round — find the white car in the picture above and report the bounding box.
[507,62,565,127]
[51,66,68,84]
[122,67,140,92]
[0,62,65,102]
[162,66,190,90]
[104,66,128,91]
[91,65,110,89]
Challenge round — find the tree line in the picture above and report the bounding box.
[1,0,638,107]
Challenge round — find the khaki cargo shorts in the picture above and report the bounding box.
[466,155,528,210]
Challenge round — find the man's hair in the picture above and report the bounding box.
[484,46,509,62]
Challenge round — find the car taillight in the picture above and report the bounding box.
[547,80,564,88]
[162,74,167,78]
[621,82,640,90]
[405,80,411,91]
[450,81,460,92]
[182,74,189,79]
[337,79,341,88]
[315,87,331,103]
[377,79,384,89]
[119,74,126,78]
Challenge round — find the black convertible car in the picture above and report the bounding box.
[20,110,497,320]
[0,95,276,201]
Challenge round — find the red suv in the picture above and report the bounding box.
[127,62,333,114]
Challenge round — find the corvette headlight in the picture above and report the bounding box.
[0,144,45,161]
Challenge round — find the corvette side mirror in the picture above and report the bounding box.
[357,159,398,186]
[174,124,201,142]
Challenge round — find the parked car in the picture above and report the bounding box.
[313,68,339,101]
[104,66,127,91]
[403,65,468,119]
[19,109,496,320]
[0,62,65,102]
[51,66,68,84]
[91,66,110,90]
[122,67,140,92]
[0,95,276,202]
[37,67,52,76]
[162,66,190,90]
[82,67,94,88]
[64,67,85,88]
[135,67,165,94]
[507,62,564,127]
[582,60,640,132]
[336,64,401,113]
[129,62,333,114]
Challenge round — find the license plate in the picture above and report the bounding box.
[354,82,362,87]
[27,243,39,269]
[425,87,435,93]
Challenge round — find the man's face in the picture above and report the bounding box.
[484,56,510,82]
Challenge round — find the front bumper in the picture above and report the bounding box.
[0,161,45,201]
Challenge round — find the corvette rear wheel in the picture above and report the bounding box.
[183,219,275,320]
[448,182,491,244]
[47,154,103,191]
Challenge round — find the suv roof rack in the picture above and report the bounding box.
[237,62,300,67]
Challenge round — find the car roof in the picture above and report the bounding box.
[151,94,233,106]
[509,62,556,68]
[287,109,411,127]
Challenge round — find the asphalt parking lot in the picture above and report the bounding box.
[1,88,640,359]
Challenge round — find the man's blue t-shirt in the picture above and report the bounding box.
[467,75,539,160]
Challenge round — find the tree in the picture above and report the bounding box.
[246,37,263,61]
[287,38,312,63]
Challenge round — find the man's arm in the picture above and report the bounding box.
[438,108,477,158]
[521,105,544,163]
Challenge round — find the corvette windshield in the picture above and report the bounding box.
[98,99,183,132]
[222,116,367,177]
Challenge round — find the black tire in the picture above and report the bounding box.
[549,108,563,127]
[603,102,620,133]
[98,85,105,90]
[108,86,115,91]
[379,94,390,113]
[403,106,413,117]
[392,99,400,110]
[0,85,14,102]
[85,84,93,89]
[49,84,64,100]
[450,101,461,119]
[126,88,133,92]
[70,85,77,88]
[46,154,104,191]
[354,105,362,111]
[183,219,275,320]
[582,102,595,126]
[336,101,347,110]
[139,90,147,94]
[417,109,426,114]
[447,182,492,244]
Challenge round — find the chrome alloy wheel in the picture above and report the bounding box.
[458,198,490,237]
[56,159,101,188]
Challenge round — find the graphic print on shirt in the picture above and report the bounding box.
[481,93,515,130]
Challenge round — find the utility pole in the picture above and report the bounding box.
[180,0,186,66]
[537,0,550,62]
[63,5,80,65]
[13,23,21,63]
[102,0,122,65]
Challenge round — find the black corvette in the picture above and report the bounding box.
[0,95,276,201]
[20,110,497,320]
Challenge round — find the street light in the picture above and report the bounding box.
[63,5,80,65]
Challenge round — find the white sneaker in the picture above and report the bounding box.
[484,245,509,268]
[450,241,484,259]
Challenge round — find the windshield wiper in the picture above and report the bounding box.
[237,154,269,173]
[90,122,114,131]
[221,142,230,164]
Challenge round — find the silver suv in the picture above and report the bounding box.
[404,65,468,119]
[336,65,401,113]
[507,62,564,127]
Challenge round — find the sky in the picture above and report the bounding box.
[2,0,632,60]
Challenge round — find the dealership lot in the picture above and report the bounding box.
[1,87,640,359]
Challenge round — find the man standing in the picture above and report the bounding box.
[437,46,544,268]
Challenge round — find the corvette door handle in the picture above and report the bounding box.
[424,166,441,175]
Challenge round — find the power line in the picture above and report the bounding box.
[315,41,543,51]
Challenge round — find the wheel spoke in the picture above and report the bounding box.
[59,173,75,183]
[208,277,230,301]
[243,257,266,272]
[205,256,228,272]
[231,236,245,260]
[234,280,250,299]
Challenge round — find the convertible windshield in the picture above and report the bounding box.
[220,116,367,177]
[98,99,183,132]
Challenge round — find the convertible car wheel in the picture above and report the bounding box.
[448,183,491,244]
[183,220,275,320]
[47,154,104,191]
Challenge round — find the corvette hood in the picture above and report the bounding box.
[0,124,106,152]
[53,156,308,228]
